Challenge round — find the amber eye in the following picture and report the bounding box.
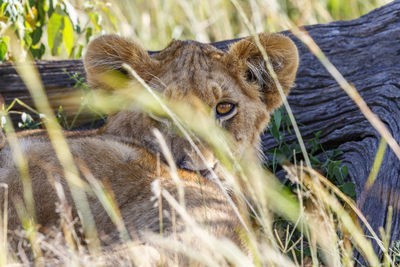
[216,102,235,116]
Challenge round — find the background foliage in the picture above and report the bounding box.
[0,0,391,61]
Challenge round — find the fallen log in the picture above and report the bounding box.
[1,0,399,260]
[276,1,400,256]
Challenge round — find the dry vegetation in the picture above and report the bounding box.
[0,0,399,266]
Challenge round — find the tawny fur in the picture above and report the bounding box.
[0,33,298,262]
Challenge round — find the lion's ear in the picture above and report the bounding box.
[84,34,158,89]
[227,33,299,112]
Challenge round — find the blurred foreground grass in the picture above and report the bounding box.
[0,0,399,266]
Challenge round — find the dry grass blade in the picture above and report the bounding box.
[153,129,185,206]
[77,158,131,243]
[0,111,42,264]
[7,30,101,253]
[285,164,392,266]
[157,188,254,266]
[229,0,313,171]
[0,183,8,266]
[359,138,387,207]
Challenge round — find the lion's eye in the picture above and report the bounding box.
[216,102,235,116]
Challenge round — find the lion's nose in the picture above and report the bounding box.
[177,153,216,173]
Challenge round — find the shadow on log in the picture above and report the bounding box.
[1,0,400,261]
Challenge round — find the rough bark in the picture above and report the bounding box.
[1,0,400,259]
[0,60,87,125]
[278,2,400,255]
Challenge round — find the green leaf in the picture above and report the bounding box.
[30,43,45,59]
[47,12,63,52]
[338,182,356,198]
[31,27,43,45]
[0,2,8,16]
[327,162,335,179]
[63,16,74,56]
[274,109,282,130]
[0,38,7,61]
[334,165,344,183]
[341,165,349,179]
[270,124,280,142]
[76,44,84,58]
[85,27,92,43]
[309,155,321,166]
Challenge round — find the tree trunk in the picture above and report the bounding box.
[1,0,400,260]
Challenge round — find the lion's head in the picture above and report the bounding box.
[84,33,298,174]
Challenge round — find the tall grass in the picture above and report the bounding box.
[1,0,398,266]
[66,0,391,51]
[0,0,390,59]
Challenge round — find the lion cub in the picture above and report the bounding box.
[0,33,298,257]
